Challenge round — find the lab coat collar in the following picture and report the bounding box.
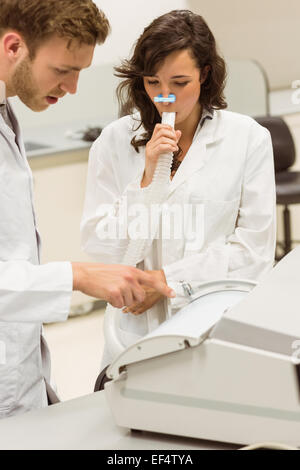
[0,82,23,151]
[0,98,27,161]
[168,110,225,196]
[0,81,12,136]
[8,99,27,156]
[0,80,6,104]
[194,108,225,145]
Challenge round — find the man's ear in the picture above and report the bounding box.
[2,32,28,62]
[200,65,211,85]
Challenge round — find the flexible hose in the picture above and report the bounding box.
[103,112,176,360]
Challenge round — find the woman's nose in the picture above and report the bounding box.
[161,89,171,99]
[162,92,174,106]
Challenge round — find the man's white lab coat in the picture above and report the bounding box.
[81,110,276,363]
[0,99,73,418]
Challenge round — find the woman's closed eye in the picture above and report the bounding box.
[146,80,159,86]
[146,80,190,87]
[174,81,190,87]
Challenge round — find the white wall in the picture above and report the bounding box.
[93,0,300,90]
[188,0,300,91]
[93,0,300,91]
[92,0,188,67]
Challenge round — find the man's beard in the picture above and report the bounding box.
[10,57,47,112]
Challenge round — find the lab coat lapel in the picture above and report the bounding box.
[168,113,225,197]
[6,99,27,160]
[6,100,42,261]
[0,114,15,143]
[0,101,27,162]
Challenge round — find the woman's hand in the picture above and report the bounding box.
[122,269,168,315]
[141,124,182,187]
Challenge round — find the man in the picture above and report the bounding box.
[0,0,175,418]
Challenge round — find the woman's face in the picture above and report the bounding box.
[143,49,206,126]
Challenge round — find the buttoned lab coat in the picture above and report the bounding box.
[81,110,276,363]
[0,100,73,418]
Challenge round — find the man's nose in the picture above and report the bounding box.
[60,72,80,95]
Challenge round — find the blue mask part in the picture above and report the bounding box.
[154,93,176,103]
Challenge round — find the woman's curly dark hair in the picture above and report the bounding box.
[115,10,227,153]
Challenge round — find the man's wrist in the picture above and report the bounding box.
[72,262,84,291]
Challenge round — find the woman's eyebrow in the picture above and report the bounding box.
[171,75,192,79]
[144,74,192,78]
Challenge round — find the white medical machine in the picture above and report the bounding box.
[105,247,300,447]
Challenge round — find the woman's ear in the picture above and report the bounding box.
[200,65,211,85]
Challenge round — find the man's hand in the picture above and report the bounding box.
[122,269,168,315]
[72,263,175,309]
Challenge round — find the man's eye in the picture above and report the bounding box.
[55,69,68,75]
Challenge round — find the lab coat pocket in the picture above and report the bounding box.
[184,198,240,254]
[0,323,18,415]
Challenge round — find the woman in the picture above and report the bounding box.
[81,10,276,365]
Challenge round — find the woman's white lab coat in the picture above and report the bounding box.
[0,100,73,418]
[81,110,276,364]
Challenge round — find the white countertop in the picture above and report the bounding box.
[22,115,115,160]
[23,119,102,159]
[0,392,236,450]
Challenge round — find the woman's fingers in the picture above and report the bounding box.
[148,137,178,156]
[175,130,182,142]
[152,137,178,147]
[148,125,180,156]
[153,125,177,141]
[122,289,134,311]
[152,142,179,154]
[131,309,143,315]
[123,305,143,315]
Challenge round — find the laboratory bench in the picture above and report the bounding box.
[0,391,236,451]
[23,118,107,169]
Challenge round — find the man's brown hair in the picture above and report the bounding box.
[0,0,110,57]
